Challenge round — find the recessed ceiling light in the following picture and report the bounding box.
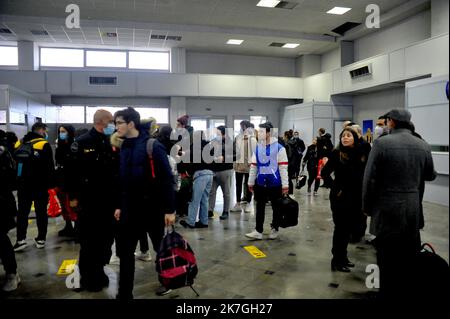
[283,43,300,49]
[227,39,244,45]
[327,7,352,15]
[256,0,281,8]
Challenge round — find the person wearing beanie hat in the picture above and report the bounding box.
[176,115,190,128]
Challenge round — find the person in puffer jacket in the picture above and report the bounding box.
[246,122,289,240]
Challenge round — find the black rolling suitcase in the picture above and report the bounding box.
[276,194,299,228]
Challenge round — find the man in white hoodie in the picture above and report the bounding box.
[246,122,289,240]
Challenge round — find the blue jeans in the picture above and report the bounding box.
[187,170,214,226]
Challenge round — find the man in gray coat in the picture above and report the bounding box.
[362,109,436,298]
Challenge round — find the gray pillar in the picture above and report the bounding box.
[170,47,186,73]
[340,41,354,67]
[170,97,187,127]
[18,41,39,71]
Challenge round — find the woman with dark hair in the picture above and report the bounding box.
[55,124,77,237]
[321,127,368,272]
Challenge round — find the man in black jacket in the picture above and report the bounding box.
[0,130,20,291]
[66,110,118,292]
[113,107,176,299]
[13,123,55,251]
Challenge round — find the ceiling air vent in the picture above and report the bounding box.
[269,42,285,47]
[89,76,117,85]
[331,22,361,36]
[151,34,182,41]
[0,28,12,34]
[30,30,49,36]
[349,64,372,79]
[275,1,299,9]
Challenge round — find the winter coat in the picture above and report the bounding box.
[362,128,436,243]
[317,133,333,159]
[234,133,257,173]
[0,145,17,232]
[303,144,319,173]
[117,130,175,225]
[248,137,289,189]
[210,137,235,172]
[321,146,367,213]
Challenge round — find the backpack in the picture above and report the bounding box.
[414,243,449,297]
[146,138,157,179]
[156,227,199,295]
[14,138,46,177]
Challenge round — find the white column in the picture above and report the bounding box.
[170,97,187,127]
[170,47,186,73]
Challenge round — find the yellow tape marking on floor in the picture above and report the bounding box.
[244,245,267,259]
[57,259,78,276]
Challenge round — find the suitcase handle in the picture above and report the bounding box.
[421,243,436,254]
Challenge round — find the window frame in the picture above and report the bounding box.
[0,44,19,69]
[39,47,85,69]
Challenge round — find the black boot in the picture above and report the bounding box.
[331,259,351,273]
[58,221,75,237]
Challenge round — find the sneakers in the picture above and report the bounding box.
[135,251,152,262]
[269,228,279,240]
[208,211,214,219]
[109,254,120,265]
[219,212,229,220]
[2,273,20,292]
[155,285,172,296]
[313,191,318,196]
[230,204,242,212]
[244,203,253,213]
[13,240,27,252]
[306,190,312,195]
[245,230,263,240]
[34,238,45,249]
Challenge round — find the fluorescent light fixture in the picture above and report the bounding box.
[327,7,352,15]
[283,43,300,49]
[256,0,280,8]
[227,39,244,45]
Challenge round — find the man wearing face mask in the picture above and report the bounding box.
[66,109,119,292]
[13,122,55,252]
[374,115,389,140]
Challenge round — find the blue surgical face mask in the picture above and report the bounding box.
[59,132,68,141]
[44,133,49,140]
[103,123,115,136]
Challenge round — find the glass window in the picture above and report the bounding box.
[86,106,122,123]
[57,106,85,123]
[129,51,170,70]
[134,107,169,124]
[191,119,207,132]
[40,48,84,67]
[250,116,267,128]
[9,111,25,124]
[86,50,127,68]
[0,110,6,124]
[0,46,18,66]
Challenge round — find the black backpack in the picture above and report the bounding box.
[14,138,46,177]
[415,243,449,297]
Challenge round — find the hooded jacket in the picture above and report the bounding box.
[14,131,55,190]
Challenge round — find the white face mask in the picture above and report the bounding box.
[374,126,384,138]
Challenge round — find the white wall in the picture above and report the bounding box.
[186,98,296,130]
[352,87,405,125]
[303,72,333,102]
[431,0,449,36]
[186,51,296,77]
[321,48,340,73]
[406,75,449,206]
[297,55,321,77]
[354,10,431,61]
[51,97,171,108]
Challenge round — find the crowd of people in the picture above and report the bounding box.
[0,107,436,299]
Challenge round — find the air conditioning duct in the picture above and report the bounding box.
[349,64,372,79]
[89,76,117,85]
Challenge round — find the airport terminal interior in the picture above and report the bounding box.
[0,0,449,300]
